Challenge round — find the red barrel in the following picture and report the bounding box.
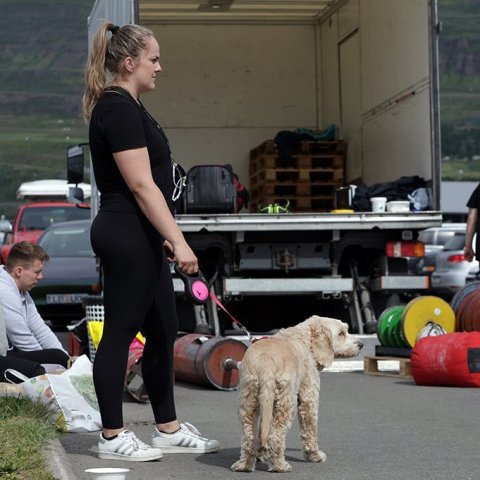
[173,334,247,391]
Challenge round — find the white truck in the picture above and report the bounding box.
[73,0,443,335]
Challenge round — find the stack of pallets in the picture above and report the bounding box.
[248,139,347,213]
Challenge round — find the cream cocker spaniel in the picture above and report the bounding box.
[231,315,363,473]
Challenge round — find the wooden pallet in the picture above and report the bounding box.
[249,140,278,159]
[298,140,347,155]
[249,139,347,160]
[250,167,344,186]
[250,153,345,173]
[363,356,412,379]
[250,181,338,199]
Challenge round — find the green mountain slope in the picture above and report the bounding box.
[0,0,90,213]
[0,0,478,215]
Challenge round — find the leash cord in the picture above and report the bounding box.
[209,292,252,342]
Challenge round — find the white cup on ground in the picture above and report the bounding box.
[370,197,387,213]
[84,468,130,480]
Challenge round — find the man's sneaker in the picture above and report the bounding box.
[97,430,163,461]
[152,422,220,453]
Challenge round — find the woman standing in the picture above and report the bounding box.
[83,21,219,461]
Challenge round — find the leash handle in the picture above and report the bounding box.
[209,292,252,342]
[174,264,209,305]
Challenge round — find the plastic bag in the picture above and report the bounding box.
[16,354,102,432]
[408,187,430,211]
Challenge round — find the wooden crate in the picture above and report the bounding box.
[363,356,412,379]
[250,167,344,186]
[250,153,344,174]
[298,140,347,155]
[248,139,346,213]
[250,181,338,199]
[249,140,278,160]
[249,139,347,161]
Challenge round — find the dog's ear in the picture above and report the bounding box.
[310,322,334,370]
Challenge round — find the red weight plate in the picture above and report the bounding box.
[463,292,480,332]
[456,290,477,332]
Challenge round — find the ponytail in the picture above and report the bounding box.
[82,21,154,122]
[83,22,115,122]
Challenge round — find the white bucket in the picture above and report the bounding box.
[84,468,130,480]
[370,197,387,213]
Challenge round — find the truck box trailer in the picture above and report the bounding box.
[77,0,443,334]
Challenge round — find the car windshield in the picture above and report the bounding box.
[443,233,466,251]
[38,226,93,257]
[18,206,90,231]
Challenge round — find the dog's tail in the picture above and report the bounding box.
[258,377,275,453]
[258,377,288,451]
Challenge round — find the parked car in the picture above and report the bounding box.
[430,232,479,299]
[418,223,466,253]
[0,217,12,244]
[410,223,467,276]
[32,220,100,325]
[0,202,91,264]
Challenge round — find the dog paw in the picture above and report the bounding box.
[268,461,292,473]
[305,449,327,463]
[231,460,255,472]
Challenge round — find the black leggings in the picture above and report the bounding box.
[1,349,70,383]
[91,211,178,429]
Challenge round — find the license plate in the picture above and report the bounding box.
[46,294,88,304]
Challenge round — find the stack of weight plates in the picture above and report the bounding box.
[377,296,456,348]
[450,281,480,332]
[377,305,407,348]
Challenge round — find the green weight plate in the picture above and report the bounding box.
[393,319,409,348]
[377,306,401,346]
[385,306,405,348]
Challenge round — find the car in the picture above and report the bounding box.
[418,223,466,255]
[430,231,479,299]
[410,223,467,276]
[0,202,91,264]
[32,219,101,325]
[0,217,12,244]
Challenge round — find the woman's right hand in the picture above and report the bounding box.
[464,245,475,262]
[173,241,198,274]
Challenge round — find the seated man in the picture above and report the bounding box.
[0,241,70,381]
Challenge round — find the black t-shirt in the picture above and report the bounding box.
[466,182,480,259]
[89,88,174,214]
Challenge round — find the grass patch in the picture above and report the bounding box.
[0,395,57,480]
[442,158,480,180]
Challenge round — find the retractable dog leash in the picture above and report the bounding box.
[174,264,209,305]
[174,264,255,342]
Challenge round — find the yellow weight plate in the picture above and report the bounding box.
[401,296,455,348]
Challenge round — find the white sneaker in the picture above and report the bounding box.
[152,422,220,453]
[97,430,163,461]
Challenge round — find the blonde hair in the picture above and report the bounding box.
[82,21,154,122]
